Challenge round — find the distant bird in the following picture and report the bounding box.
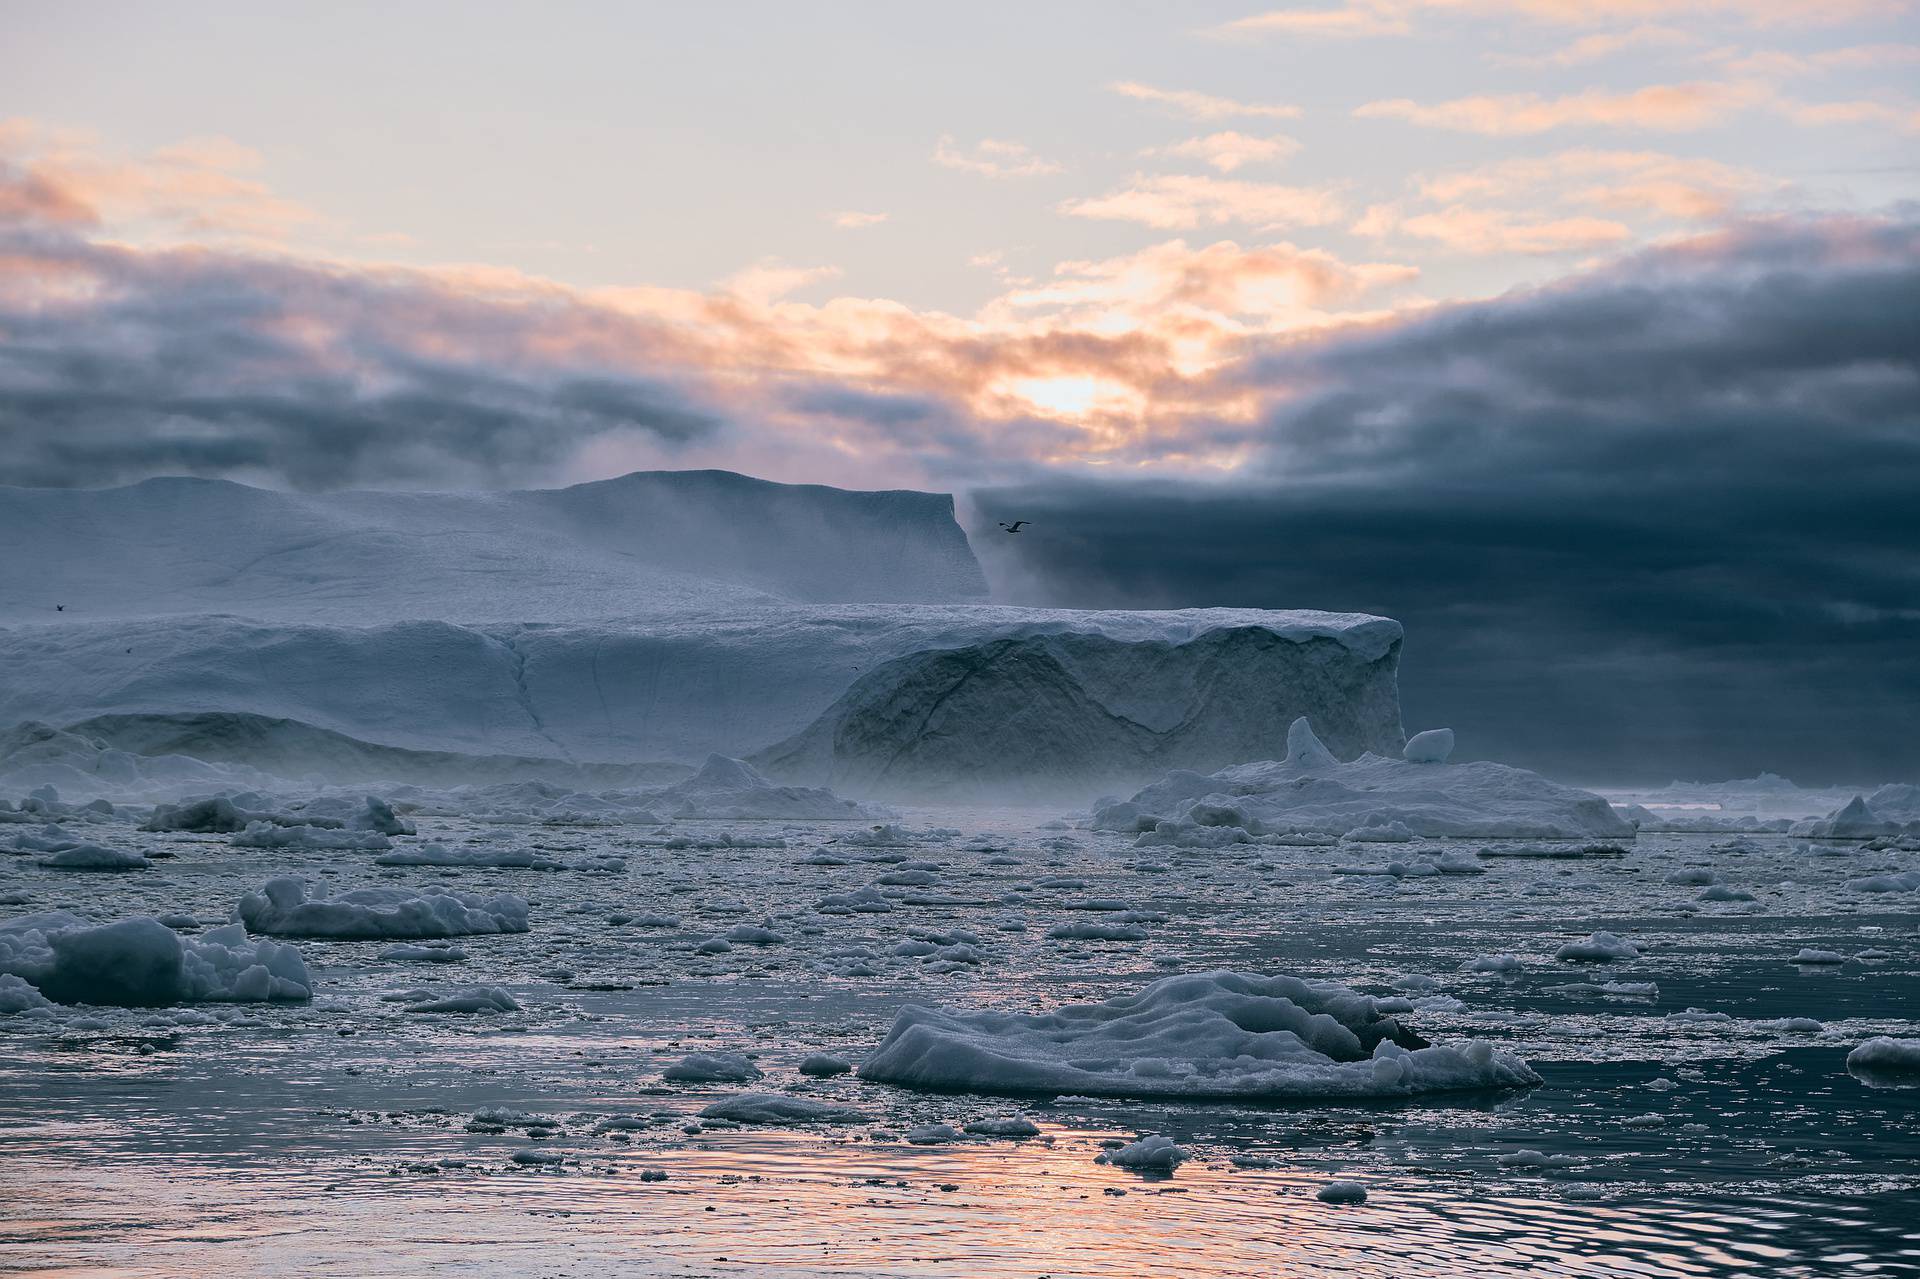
[55,604,64,611]
[998,521,1028,534]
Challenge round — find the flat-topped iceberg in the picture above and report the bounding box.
[0,912,311,1006]
[1094,718,1631,842]
[858,970,1538,1100]
[236,877,529,939]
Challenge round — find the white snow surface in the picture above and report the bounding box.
[0,911,310,1006]
[857,970,1539,1099]
[1093,718,1631,841]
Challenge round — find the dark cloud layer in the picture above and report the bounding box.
[0,219,718,490]
[973,215,1920,784]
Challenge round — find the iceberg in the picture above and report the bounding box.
[858,970,1539,1099]
[0,471,1407,799]
[235,877,529,939]
[1094,718,1632,841]
[0,912,311,1006]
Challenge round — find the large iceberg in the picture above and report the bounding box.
[858,970,1538,1099]
[0,470,1408,798]
[1094,718,1632,841]
[0,912,311,1006]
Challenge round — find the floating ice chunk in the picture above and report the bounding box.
[236,877,528,939]
[1848,871,1920,893]
[1097,734,1631,843]
[1790,948,1846,965]
[817,885,894,914]
[698,1094,867,1125]
[1846,1037,1920,1083]
[405,986,519,1014]
[798,1054,852,1077]
[1554,931,1639,963]
[380,943,467,963]
[0,912,310,1006]
[964,1115,1041,1138]
[1666,869,1720,885]
[859,970,1539,1100]
[1098,1135,1187,1172]
[723,924,786,944]
[234,822,392,852]
[353,796,415,835]
[1403,729,1454,764]
[1047,921,1148,942]
[662,1051,762,1083]
[905,1122,966,1144]
[1697,885,1756,903]
[374,844,559,868]
[1497,1149,1578,1169]
[143,796,264,833]
[36,843,149,871]
[1757,1017,1825,1033]
[1461,954,1523,974]
[0,972,54,1012]
[1316,1180,1367,1204]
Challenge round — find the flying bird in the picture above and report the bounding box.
[998,521,1028,534]
[55,604,64,611]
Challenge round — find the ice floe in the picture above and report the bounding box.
[858,971,1538,1099]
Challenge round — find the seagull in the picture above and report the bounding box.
[55,604,64,611]
[998,521,1028,534]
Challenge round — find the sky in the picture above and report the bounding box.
[2,1,1918,782]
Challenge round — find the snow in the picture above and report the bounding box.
[858,971,1539,1100]
[1093,718,1632,842]
[235,877,529,939]
[697,1095,868,1125]
[0,912,310,1006]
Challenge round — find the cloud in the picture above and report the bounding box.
[1143,132,1302,173]
[828,210,889,229]
[1356,82,1766,133]
[1059,174,1345,230]
[1489,24,1695,67]
[1210,0,1910,41]
[1361,203,1633,253]
[1108,82,1303,122]
[972,212,1920,782]
[931,136,1064,178]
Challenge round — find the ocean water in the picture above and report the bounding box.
[3,806,1916,1276]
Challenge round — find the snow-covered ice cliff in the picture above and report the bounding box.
[0,471,1406,796]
